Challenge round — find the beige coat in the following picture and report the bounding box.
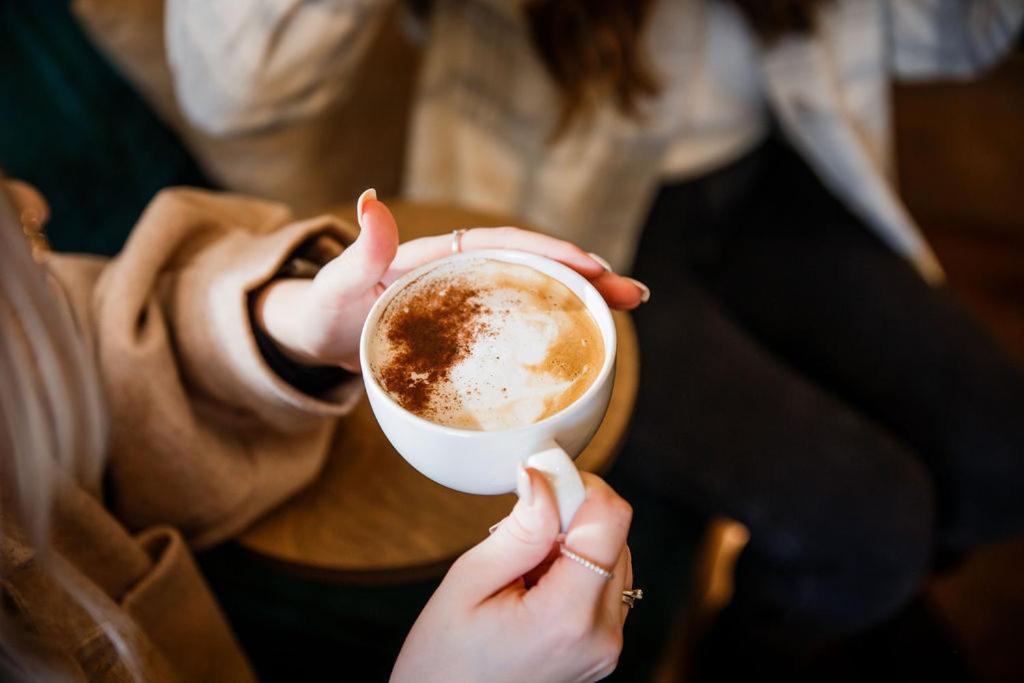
[2,189,360,681]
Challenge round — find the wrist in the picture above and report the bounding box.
[254,279,322,366]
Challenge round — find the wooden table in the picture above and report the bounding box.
[238,202,640,583]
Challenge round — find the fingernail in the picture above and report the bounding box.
[587,252,613,272]
[356,188,377,228]
[488,517,506,534]
[625,277,650,303]
[516,463,534,506]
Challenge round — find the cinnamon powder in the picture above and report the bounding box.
[379,276,491,414]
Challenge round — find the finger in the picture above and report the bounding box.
[590,270,646,311]
[385,228,647,310]
[443,467,561,605]
[312,190,399,303]
[384,227,606,284]
[462,227,607,277]
[526,473,632,613]
[522,542,561,588]
[605,545,632,628]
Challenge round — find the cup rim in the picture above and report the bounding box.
[359,249,617,438]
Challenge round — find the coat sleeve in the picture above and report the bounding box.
[165,0,395,135]
[887,0,1024,79]
[47,188,363,548]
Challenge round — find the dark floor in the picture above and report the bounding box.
[893,52,1024,683]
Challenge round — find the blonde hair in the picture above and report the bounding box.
[0,183,140,680]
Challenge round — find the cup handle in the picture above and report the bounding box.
[525,440,586,532]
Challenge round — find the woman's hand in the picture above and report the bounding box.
[392,469,634,683]
[256,190,648,370]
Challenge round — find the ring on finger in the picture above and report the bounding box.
[559,544,614,580]
[451,228,468,254]
[621,588,644,607]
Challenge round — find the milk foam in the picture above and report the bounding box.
[370,259,604,431]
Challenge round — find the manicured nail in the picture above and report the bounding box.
[587,252,613,272]
[356,188,377,229]
[516,464,534,505]
[625,277,650,303]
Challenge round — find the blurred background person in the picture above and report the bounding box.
[161,0,1024,679]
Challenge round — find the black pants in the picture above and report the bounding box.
[621,136,1024,639]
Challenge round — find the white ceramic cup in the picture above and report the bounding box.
[359,249,617,531]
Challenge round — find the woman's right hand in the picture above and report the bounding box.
[391,469,633,683]
[256,192,647,372]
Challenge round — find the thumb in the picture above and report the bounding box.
[312,189,399,301]
[445,467,561,604]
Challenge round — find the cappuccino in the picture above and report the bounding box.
[368,258,604,430]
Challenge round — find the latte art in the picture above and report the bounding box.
[368,259,605,430]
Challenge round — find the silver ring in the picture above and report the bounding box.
[559,544,614,580]
[451,228,468,254]
[621,588,644,607]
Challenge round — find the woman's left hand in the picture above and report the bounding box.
[392,469,634,683]
[256,190,648,370]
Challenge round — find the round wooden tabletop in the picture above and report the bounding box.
[237,202,640,583]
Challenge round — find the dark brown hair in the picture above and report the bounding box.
[524,0,826,136]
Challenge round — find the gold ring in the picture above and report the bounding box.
[621,588,644,607]
[559,544,614,580]
[451,228,468,254]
